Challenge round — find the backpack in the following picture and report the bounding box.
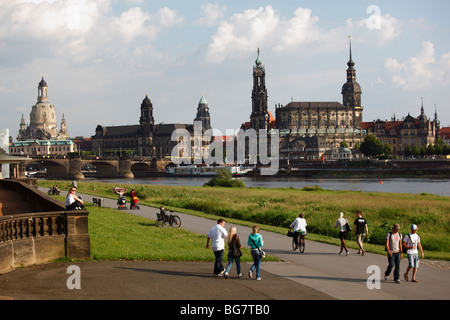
[385,232,403,252]
[402,233,412,254]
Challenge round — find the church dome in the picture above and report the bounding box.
[142,94,152,105]
[39,77,47,87]
[198,95,207,105]
[342,81,361,94]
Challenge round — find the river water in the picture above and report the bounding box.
[88,176,450,197]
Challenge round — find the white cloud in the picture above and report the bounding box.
[196,2,226,27]
[205,5,402,64]
[385,40,450,90]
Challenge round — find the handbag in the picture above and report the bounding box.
[344,219,352,232]
[232,237,242,257]
[287,230,294,237]
[250,236,265,258]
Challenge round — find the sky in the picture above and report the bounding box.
[1,0,449,141]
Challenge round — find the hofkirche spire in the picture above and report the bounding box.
[346,36,356,81]
[341,36,363,127]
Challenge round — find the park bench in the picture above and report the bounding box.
[92,198,102,207]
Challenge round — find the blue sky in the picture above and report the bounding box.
[1,0,449,140]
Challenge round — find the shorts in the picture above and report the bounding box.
[339,232,348,240]
[407,254,420,268]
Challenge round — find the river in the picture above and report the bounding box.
[86,176,450,197]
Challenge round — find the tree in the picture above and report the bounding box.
[360,135,384,158]
[383,143,393,156]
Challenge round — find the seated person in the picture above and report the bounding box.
[65,187,84,210]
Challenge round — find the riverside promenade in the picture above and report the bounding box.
[0,187,449,302]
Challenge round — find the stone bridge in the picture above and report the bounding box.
[21,155,171,180]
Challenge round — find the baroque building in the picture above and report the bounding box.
[17,77,69,141]
[91,94,212,159]
[362,101,440,154]
[275,38,364,153]
[243,40,365,162]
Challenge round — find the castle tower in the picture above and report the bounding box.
[250,48,269,130]
[341,37,363,128]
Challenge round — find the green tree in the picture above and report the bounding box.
[360,135,384,158]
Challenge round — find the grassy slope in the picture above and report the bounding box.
[41,180,450,260]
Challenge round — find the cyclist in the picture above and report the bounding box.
[290,213,307,250]
[160,206,170,220]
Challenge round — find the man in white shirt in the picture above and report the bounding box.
[403,224,424,283]
[206,218,228,277]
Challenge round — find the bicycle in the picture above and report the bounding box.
[290,230,306,253]
[155,211,182,228]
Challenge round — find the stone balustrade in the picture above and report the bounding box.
[0,180,90,273]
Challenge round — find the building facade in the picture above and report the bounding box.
[362,103,441,154]
[10,140,78,156]
[91,94,212,159]
[17,77,69,141]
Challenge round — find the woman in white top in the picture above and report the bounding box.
[65,187,84,210]
[334,212,350,255]
[290,213,307,249]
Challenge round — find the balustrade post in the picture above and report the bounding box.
[65,211,90,259]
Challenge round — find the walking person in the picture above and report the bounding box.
[206,218,228,277]
[247,225,264,280]
[334,212,350,255]
[403,224,424,283]
[384,224,403,283]
[353,211,369,255]
[290,212,307,250]
[224,227,243,279]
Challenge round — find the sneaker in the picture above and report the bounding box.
[256,277,261,281]
[395,279,401,284]
[248,270,252,278]
[384,275,388,281]
[224,272,228,279]
[346,251,349,256]
[238,273,243,278]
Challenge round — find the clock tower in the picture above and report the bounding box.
[341,37,363,128]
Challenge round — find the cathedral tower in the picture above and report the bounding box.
[341,37,363,128]
[250,48,269,130]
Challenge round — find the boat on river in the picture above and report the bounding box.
[165,165,251,177]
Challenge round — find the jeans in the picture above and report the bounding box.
[250,249,261,278]
[224,250,241,275]
[213,250,224,275]
[385,252,401,280]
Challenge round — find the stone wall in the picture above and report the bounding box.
[0,180,90,273]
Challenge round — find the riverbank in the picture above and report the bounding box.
[38,180,450,260]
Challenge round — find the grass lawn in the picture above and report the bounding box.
[42,180,450,261]
[50,195,272,262]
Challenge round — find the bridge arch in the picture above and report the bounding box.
[28,159,70,179]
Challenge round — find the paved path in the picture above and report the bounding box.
[1,187,449,301]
